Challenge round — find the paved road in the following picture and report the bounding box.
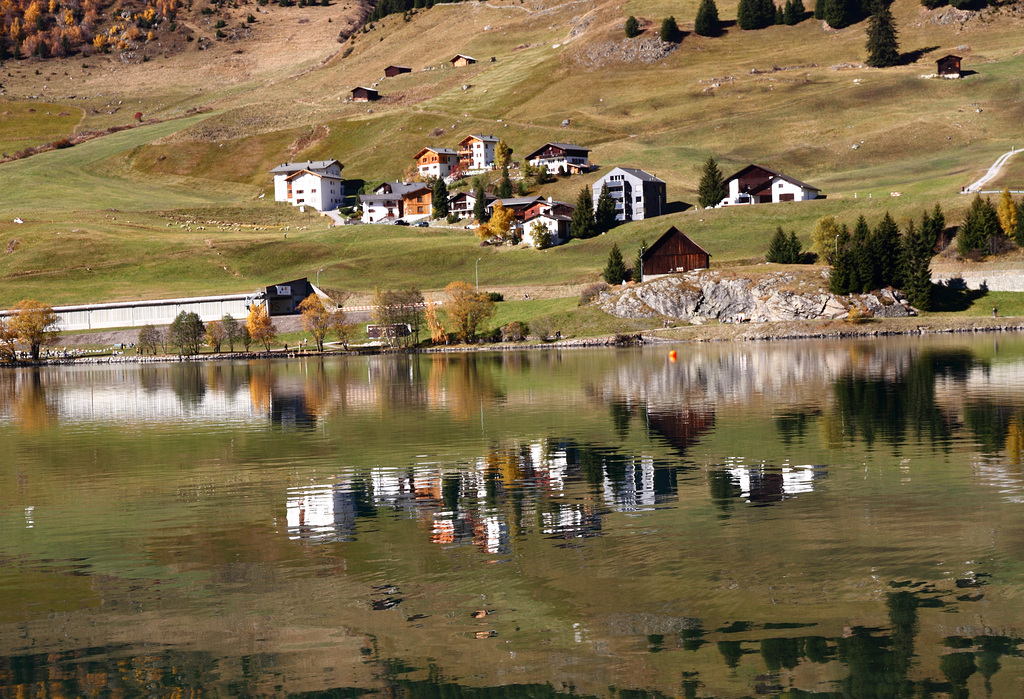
[964,148,1021,193]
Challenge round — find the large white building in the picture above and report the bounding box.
[415,147,459,179]
[457,134,500,172]
[592,167,667,222]
[270,160,345,211]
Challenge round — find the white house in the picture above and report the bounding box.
[525,142,591,175]
[719,164,820,206]
[270,160,345,211]
[523,211,572,247]
[415,147,459,179]
[592,167,667,222]
[457,134,500,172]
[358,182,432,223]
[450,189,496,219]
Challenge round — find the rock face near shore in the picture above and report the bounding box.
[599,269,916,323]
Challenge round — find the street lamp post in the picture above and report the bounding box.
[316,268,324,288]
[640,246,646,283]
[476,258,482,292]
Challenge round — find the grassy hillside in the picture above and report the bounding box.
[1,0,1023,311]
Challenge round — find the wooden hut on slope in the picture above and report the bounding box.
[640,227,710,282]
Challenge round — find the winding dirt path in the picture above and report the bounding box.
[964,147,1022,193]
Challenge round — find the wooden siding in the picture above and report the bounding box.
[937,56,961,75]
[642,227,710,276]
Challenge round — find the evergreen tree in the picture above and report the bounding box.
[698,156,728,208]
[766,227,789,263]
[570,187,597,239]
[784,0,804,23]
[921,202,945,251]
[823,0,853,29]
[594,184,617,233]
[624,15,641,37]
[633,238,648,281]
[603,243,628,284]
[829,225,854,294]
[694,0,721,36]
[787,230,803,262]
[431,177,449,219]
[957,195,999,257]
[900,218,934,311]
[660,15,680,42]
[759,0,778,27]
[874,211,902,288]
[814,0,825,19]
[497,167,513,198]
[776,4,785,24]
[850,215,873,292]
[737,0,758,29]
[865,2,900,68]
[473,184,489,223]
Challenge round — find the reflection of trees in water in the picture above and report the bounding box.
[6,369,56,430]
[170,363,206,410]
[831,350,977,451]
[430,354,506,420]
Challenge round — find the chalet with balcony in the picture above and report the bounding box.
[522,199,575,248]
[457,134,500,172]
[640,227,710,282]
[719,164,820,207]
[450,190,497,219]
[384,65,412,77]
[415,147,459,179]
[487,196,546,221]
[450,54,477,67]
[359,182,432,223]
[592,167,666,222]
[270,160,345,212]
[526,142,592,175]
[351,86,380,102]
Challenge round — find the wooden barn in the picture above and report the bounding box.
[450,54,477,67]
[351,86,380,102]
[384,65,412,77]
[640,227,710,282]
[936,54,962,77]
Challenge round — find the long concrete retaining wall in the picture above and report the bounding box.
[932,270,1024,292]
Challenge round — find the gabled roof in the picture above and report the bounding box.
[459,134,500,145]
[603,166,665,183]
[724,164,821,192]
[491,196,545,208]
[450,53,477,63]
[524,211,572,223]
[283,169,343,182]
[526,142,591,159]
[937,54,962,61]
[385,64,411,70]
[416,147,459,158]
[359,194,402,204]
[375,181,431,196]
[642,226,711,262]
[270,159,343,174]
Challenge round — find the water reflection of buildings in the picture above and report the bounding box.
[721,459,826,505]
[284,439,687,549]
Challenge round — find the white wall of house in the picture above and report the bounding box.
[529,155,589,174]
[468,140,495,171]
[361,199,401,223]
[418,155,456,179]
[723,177,817,206]
[522,215,568,247]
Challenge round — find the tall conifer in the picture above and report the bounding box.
[865,2,900,68]
[694,0,721,36]
[698,156,728,208]
[571,187,597,239]
[594,184,617,233]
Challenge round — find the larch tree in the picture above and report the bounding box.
[865,2,900,68]
[594,184,617,233]
[247,304,277,351]
[996,188,1018,238]
[298,293,333,351]
[0,317,17,363]
[444,281,495,343]
[494,140,512,170]
[9,299,59,361]
[697,156,727,208]
[570,187,597,239]
[811,215,843,264]
[205,319,226,353]
[694,0,721,35]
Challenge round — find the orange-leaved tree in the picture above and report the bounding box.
[9,299,59,360]
[443,281,495,343]
[246,304,277,351]
[297,293,340,352]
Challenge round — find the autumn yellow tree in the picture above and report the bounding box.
[0,317,18,362]
[246,304,277,351]
[997,188,1018,238]
[298,293,338,352]
[444,281,496,343]
[9,299,59,360]
[476,201,515,242]
[205,319,226,353]
[424,301,447,344]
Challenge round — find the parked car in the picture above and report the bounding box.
[393,219,409,226]
[414,221,429,227]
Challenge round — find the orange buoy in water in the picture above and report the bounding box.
[669,350,677,362]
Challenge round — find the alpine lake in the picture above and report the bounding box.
[3,333,1024,698]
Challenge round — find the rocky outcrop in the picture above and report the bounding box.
[598,269,916,323]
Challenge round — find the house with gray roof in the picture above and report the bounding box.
[719,164,821,206]
[270,160,345,211]
[525,142,592,174]
[592,167,667,222]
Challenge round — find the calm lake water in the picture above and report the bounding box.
[3,336,1024,698]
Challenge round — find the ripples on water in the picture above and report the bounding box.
[2,337,1024,697]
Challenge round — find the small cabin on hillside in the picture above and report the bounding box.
[640,227,710,282]
[384,65,412,77]
[936,55,962,77]
[450,54,477,67]
[351,86,380,102]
